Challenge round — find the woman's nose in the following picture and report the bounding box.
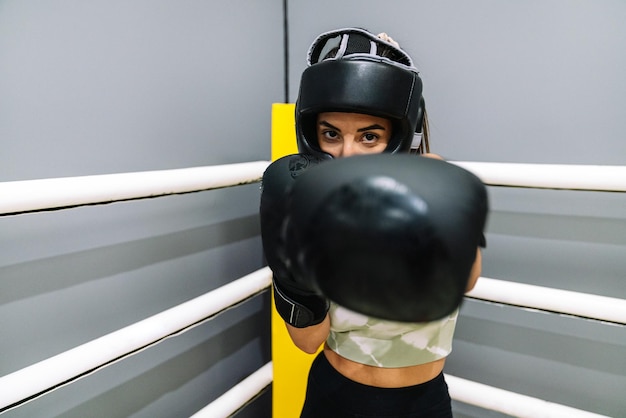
[339,138,357,157]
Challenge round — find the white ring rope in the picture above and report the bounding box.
[0,161,271,216]
[445,374,610,418]
[1,160,624,416]
[190,362,273,418]
[453,161,626,192]
[0,267,273,414]
[1,161,624,216]
[467,277,626,325]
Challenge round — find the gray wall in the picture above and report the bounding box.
[1,1,282,417]
[2,1,625,417]
[287,1,625,417]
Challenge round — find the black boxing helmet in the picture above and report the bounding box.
[296,28,425,159]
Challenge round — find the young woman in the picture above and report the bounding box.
[266,27,485,417]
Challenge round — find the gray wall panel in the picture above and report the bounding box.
[1,0,281,416]
[450,300,626,417]
[287,0,626,165]
[3,293,271,418]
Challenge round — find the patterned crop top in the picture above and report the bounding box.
[326,301,459,368]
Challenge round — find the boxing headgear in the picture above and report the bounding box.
[296,28,425,159]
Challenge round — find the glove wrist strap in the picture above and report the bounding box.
[273,283,328,328]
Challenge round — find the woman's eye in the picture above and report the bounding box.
[362,133,379,143]
[322,131,339,141]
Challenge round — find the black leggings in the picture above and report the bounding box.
[300,352,453,418]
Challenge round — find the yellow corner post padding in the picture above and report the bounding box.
[270,103,322,417]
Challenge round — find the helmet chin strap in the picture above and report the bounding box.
[411,132,422,150]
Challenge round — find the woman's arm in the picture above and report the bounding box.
[285,314,331,354]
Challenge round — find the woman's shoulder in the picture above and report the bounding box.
[421,152,444,160]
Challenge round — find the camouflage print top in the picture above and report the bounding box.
[326,302,459,368]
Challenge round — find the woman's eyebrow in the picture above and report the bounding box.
[319,120,341,131]
[357,124,386,132]
[318,121,387,132]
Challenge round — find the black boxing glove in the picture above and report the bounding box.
[260,153,329,328]
[284,154,489,323]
